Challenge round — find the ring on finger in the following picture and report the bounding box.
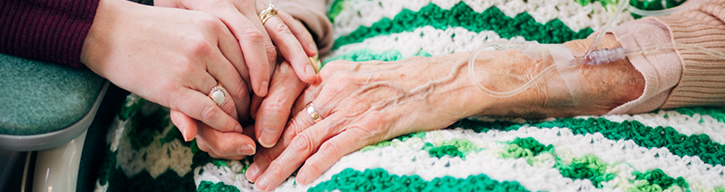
[258,3,278,25]
[305,102,323,123]
[208,84,227,105]
[308,55,322,73]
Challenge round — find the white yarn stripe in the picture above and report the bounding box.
[193,161,256,191]
[284,127,725,191]
[331,0,632,39]
[110,105,194,179]
[94,181,108,192]
[324,26,526,61]
[598,110,725,144]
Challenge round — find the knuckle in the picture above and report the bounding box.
[241,27,265,42]
[197,13,221,29]
[264,42,277,60]
[266,161,286,178]
[305,159,326,175]
[201,104,220,123]
[230,83,249,100]
[186,37,213,56]
[318,141,340,158]
[173,58,195,76]
[263,100,287,117]
[292,133,315,154]
[273,22,291,34]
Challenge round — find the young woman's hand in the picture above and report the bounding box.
[155,0,320,97]
[81,0,256,156]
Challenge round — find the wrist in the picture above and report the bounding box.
[81,0,138,77]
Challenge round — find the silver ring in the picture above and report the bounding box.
[305,102,323,123]
[208,85,227,105]
[258,3,278,25]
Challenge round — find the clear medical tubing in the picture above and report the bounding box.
[468,0,722,99]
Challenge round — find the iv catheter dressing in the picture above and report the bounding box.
[468,0,724,103]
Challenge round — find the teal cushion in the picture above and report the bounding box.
[0,53,103,135]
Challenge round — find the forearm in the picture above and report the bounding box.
[0,0,100,68]
[446,35,644,119]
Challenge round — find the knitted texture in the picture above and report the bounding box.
[91,0,725,191]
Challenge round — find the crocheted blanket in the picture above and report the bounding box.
[93,0,725,191]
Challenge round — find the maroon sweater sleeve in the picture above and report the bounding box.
[1,0,99,68]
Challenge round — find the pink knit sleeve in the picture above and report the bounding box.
[608,0,725,114]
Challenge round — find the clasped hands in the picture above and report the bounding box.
[80,0,318,160]
[80,0,646,189]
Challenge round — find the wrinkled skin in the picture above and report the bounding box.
[246,34,645,190]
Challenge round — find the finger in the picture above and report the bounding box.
[220,10,274,97]
[255,61,306,148]
[213,11,251,87]
[297,128,371,184]
[278,10,318,57]
[247,82,328,182]
[254,113,343,191]
[263,15,317,83]
[170,109,198,142]
[250,94,263,120]
[246,96,326,182]
[196,121,257,159]
[168,88,243,133]
[205,47,245,123]
[208,54,252,123]
[211,15,253,123]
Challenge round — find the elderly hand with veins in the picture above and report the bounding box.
[245,34,646,190]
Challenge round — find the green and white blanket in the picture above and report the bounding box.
[93,0,725,191]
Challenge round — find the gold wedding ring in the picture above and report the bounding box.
[309,55,322,73]
[208,85,227,105]
[305,102,323,123]
[258,3,278,25]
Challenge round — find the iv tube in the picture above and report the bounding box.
[468,0,723,99]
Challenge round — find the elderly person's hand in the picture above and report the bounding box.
[244,34,645,190]
[81,0,257,158]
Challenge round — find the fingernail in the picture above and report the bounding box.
[255,175,269,190]
[259,128,279,148]
[235,124,243,133]
[308,43,317,54]
[305,64,317,76]
[246,164,260,181]
[177,124,188,141]
[238,144,256,155]
[296,172,307,185]
[259,81,269,96]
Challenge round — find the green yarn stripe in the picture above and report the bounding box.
[556,155,616,188]
[197,181,241,192]
[327,0,345,23]
[632,169,689,191]
[324,48,432,65]
[332,2,593,50]
[449,116,725,166]
[424,139,479,159]
[672,107,725,124]
[309,168,530,192]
